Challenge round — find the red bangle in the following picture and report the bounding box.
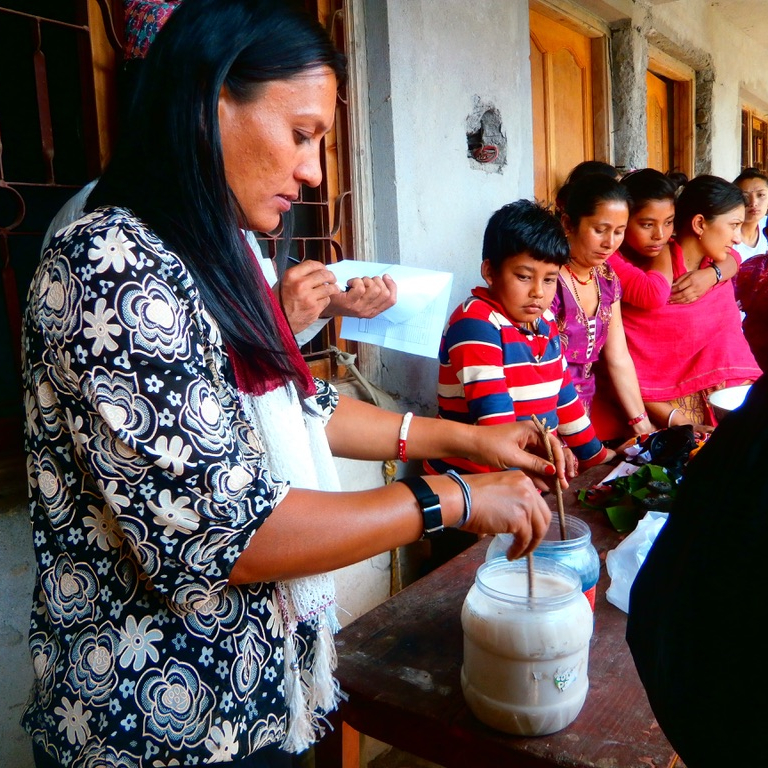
[627,411,647,426]
[398,411,414,462]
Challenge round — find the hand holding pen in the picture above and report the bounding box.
[278,259,340,334]
[279,258,397,333]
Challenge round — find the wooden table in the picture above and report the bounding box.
[315,466,683,768]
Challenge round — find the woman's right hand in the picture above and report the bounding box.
[462,419,567,491]
[278,259,340,333]
[461,471,553,559]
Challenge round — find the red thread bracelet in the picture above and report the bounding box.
[398,411,414,462]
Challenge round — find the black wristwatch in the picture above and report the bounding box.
[709,263,722,284]
[397,476,444,539]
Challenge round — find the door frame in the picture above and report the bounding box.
[647,47,695,178]
[529,0,612,202]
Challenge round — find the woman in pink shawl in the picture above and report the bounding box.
[607,174,760,432]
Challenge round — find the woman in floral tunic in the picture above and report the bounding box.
[22,2,563,767]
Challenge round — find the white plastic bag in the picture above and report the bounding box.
[605,510,669,613]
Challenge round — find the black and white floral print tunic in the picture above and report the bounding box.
[21,207,338,767]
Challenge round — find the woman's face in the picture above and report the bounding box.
[566,200,628,269]
[623,199,675,259]
[698,205,745,263]
[218,66,338,233]
[737,178,768,225]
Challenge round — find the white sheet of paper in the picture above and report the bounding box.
[598,461,642,486]
[328,261,454,358]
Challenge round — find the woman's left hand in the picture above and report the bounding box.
[669,268,718,304]
[322,274,397,318]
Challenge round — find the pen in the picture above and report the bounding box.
[286,255,350,290]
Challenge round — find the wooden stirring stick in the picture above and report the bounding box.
[531,414,567,541]
[527,553,535,600]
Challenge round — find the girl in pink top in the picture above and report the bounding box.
[597,173,760,435]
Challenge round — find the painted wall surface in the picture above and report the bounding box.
[366,0,534,411]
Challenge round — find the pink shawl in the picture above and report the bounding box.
[620,240,760,401]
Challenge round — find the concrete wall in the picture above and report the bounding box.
[365,0,534,412]
[606,0,768,177]
[649,0,768,177]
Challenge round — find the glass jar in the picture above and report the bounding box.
[486,514,601,610]
[461,558,593,736]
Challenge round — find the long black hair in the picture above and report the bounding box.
[673,175,746,236]
[560,174,631,229]
[88,0,346,389]
[620,168,681,214]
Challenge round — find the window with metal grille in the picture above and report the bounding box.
[257,0,357,381]
[0,1,121,456]
[0,0,357,455]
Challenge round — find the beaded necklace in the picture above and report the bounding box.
[567,266,601,361]
[566,263,593,285]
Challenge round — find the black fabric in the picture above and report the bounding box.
[34,741,296,768]
[627,374,768,767]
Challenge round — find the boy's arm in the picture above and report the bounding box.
[442,314,519,426]
[555,361,608,468]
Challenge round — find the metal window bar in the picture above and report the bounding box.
[0,0,356,451]
[0,2,105,453]
[257,0,357,378]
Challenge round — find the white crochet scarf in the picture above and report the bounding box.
[239,383,342,753]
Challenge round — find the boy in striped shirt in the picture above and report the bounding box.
[425,200,610,476]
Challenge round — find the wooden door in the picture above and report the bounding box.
[530,8,594,205]
[646,71,670,172]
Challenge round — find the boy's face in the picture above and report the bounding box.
[481,253,560,324]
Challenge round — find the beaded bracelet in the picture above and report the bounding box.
[445,469,472,528]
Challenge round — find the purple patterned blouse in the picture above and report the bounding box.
[549,262,622,412]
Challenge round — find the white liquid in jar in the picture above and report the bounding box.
[461,566,593,736]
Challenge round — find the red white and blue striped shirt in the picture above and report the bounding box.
[424,287,607,475]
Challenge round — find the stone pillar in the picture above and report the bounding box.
[695,68,714,175]
[610,16,650,172]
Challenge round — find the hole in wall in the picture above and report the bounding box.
[466,99,506,171]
